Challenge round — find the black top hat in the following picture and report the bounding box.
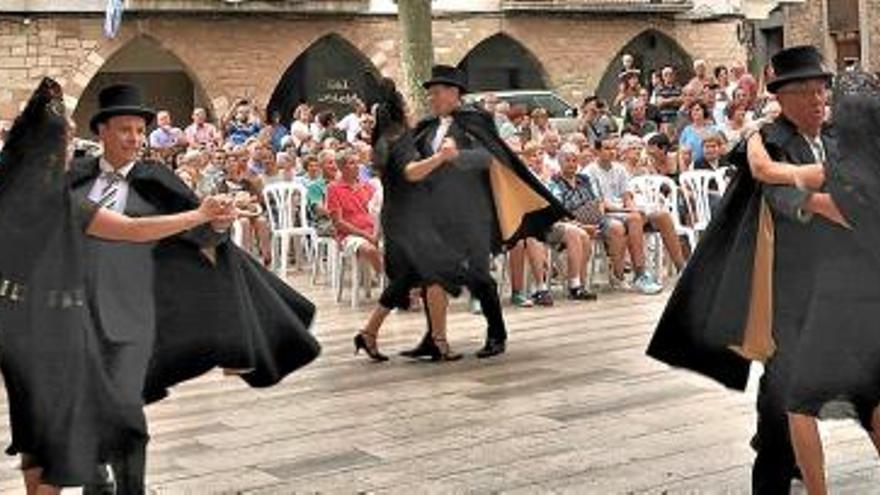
[422,65,468,93]
[89,84,156,134]
[767,45,833,94]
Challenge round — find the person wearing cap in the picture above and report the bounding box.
[72,84,320,494]
[398,65,570,360]
[648,45,843,494]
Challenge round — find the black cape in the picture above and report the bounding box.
[414,105,572,254]
[647,101,873,392]
[827,94,880,269]
[645,144,760,390]
[67,158,321,404]
[0,78,146,486]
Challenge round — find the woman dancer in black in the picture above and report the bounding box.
[0,79,236,494]
[353,77,465,361]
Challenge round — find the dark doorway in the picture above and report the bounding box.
[267,34,380,127]
[458,33,548,92]
[595,29,694,104]
[73,36,210,138]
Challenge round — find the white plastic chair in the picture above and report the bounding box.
[262,182,316,277]
[335,239,384,309]
[586,237,609,291]
[715,167,733,195]
[679,170,725,240]
[311,236,339,288]
[629,174,696,283]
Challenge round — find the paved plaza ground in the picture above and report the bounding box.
[1,273,877,494]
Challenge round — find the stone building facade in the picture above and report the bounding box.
[0,1,748,134]
[782,0,880,71]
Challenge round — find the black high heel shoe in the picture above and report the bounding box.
[354,333,389,362]
[429,337,463,362]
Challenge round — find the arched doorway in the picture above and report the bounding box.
[267,34,380,127]
[458,33,548,92]
[73,36,212,138]
[594,29,694,105]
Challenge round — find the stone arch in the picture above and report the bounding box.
[594,29,694,105]
[267,33,381,127]
[71,34,213,137]
[457,33,549,92]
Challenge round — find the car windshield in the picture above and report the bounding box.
[468,93,573,119]
[530,94,570,118]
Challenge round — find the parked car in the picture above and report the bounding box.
[464,90,580,133]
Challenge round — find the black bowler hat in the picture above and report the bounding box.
[767,45,833,94]
[422,65,468,93]
[89,83,156,134]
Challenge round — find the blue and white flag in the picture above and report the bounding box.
[103,0,124,39]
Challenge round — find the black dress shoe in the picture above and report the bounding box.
[428,338,464,362]
[399,338,440,360]
[476,339,506,359]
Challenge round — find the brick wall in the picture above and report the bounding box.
[0,12,746,123]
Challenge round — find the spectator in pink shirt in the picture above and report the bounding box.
[184,107,220,149]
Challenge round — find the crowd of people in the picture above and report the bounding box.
[4,38,880,495]
[24,53,783,311]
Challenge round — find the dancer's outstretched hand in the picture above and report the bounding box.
[199,194,237,223]
[438,137,459,162]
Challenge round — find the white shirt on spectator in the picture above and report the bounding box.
[290,120,311,146]
[585,161,632,210]
[542,153,561,177]
[337,112,362,143]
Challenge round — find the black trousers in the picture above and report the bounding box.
[752,303,804,494]
[466,267,507,342]
[752,350,797,494]
[84,338,152,495]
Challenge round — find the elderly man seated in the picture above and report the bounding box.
[548,146,652,293]
[585,135,686,293]
[326,149,382,274]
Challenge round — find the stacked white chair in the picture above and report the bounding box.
[262,182,317,278]
[678,170,724,241]
[629,174,695,284]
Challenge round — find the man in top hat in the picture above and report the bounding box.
[399,65,570,360]
[647,45,839,493]
[746,44,842,495]
[73,84,321,494]
[70,83,229,494]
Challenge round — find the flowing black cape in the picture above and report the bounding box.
[645,142,759,390]
[0,78,146,486]
[827,94,880,270]
[414,105,572,253]
[67,159,321,403]
[647,95,879,391]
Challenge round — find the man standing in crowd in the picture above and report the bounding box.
[148,110,185,151]
[184,107,220,149]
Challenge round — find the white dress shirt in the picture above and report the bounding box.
[87,158,136,213]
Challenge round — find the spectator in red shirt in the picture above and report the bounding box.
[326,149,383,273]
